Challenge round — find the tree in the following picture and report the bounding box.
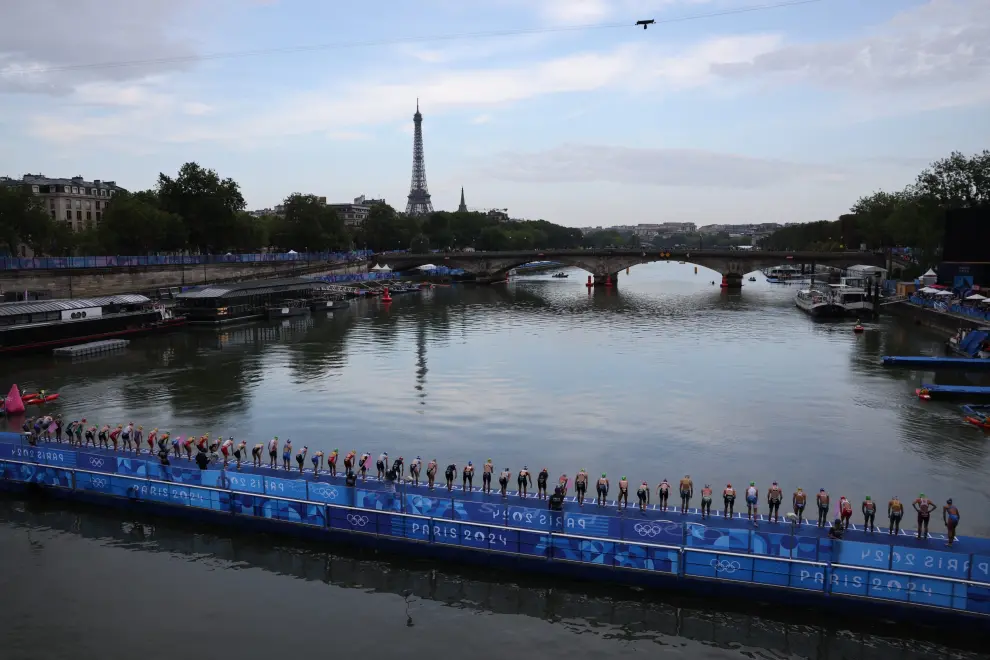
[362,203,417,251]
[274,194,349,251]
[478,225,510,251]
[97,191,186,254]
[0,185,56,255]
[915,150,990,208]
[156,162,245,253]
[410,233,431,253]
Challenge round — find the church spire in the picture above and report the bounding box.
[457,186,467,213]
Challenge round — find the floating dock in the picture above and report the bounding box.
[920,383,990,398]
[1,432,989,625]
[52,339,129,358]
[883,356,990,368]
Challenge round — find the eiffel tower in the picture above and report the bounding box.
[405,99,434,216]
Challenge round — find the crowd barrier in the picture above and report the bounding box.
[2,442,989,617]
[911,296,990,321]
[312,272,398,284]
[0,251,373,271]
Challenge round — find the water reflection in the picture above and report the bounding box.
[0,498,981,660]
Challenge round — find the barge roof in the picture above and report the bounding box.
[0,294,150,317]
[175,277,323,300]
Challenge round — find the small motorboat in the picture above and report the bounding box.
[916,388,931,401]
[748,277,756,282]
[962,404,990,430]
[552,272,569,279]
[23,393,60,405]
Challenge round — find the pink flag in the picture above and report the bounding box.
[4,384,25,415]
[47,421,58,435]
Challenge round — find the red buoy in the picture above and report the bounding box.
[381,287,392,303]
[586,275,593,288]
[605,274,613,287]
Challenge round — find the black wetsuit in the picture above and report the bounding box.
[482,468,492,493]
[863,501,876,532]
[537,470,548,498]
[345,470,357,487]
[445,464,456,490]
[549,491,564,512]
[817,496,830,527]
[768,489,782,521]
[195,451,209,470]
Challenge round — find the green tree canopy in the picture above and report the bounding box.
[156,162,245,253]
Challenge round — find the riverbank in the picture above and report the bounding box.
[884,299,986,335]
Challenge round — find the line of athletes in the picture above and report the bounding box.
[47,427,961,547]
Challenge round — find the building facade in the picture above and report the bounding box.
[328,195,386,227]
[1,174,124,232]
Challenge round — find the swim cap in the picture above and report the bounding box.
[487,458,491,462]
[468,461,472,465]
[335,449,339,452]
[820,488,825,491]
[621,476,626,480]
[947,498,953,504]
[772,481,777,485]
[229,436,233,440]
[384,452,388,455]
[920,493,925,497]
[727,483,731,487]
[602,473,606,477]
[750,482,755,486]
[523,465,528,470]
[416,455,420,459]
[274,436,278,440]
[865,496,871,500]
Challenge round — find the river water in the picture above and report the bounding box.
[2,262,989,658]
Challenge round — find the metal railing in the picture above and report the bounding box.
[0,251,373,271]
[2,456,988,616]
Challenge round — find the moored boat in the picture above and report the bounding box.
[795,287,845,318]
[266,299,311,319]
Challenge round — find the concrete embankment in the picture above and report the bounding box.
[0,260,367,299]
[884,300,986,335]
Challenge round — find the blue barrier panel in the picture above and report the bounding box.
[116,457,153,478]
[455,500,506,525]
[577,538,615,565]
[110,475,144,499]
[830,566,870,596]
[225,472,265,494]
[262,475,307,500]
[623,518,684,546]
[518,531,548,558]
[402,493,463,519]
[684,551,754,583]
[75,471,113,494]
[485,526,516,553]
[431,519,463,546]
[272,499,305,523]
[0,461,72,487]
[967,585,990,614]
[891,546,971,580]
[77,452,116,473]
[614,542,652,570]
[684,524,748,552]
[972,555,990,582]
[356,488,401,512]
[307,481,344,504]
[303,504,326,527]
[651,548,680,573]
[164,467,202,486]
[199,469,230,489]
[752,558,791,587]
[563,511,617,539]
[232,493,265,517]
[751,531,820,560]
[507,506,561,532]
[790,563,826,591]
[0,443,77,468]
[386,514,431,541]
[833,540,890,569]
[328,506,377,534]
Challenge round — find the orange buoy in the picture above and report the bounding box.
[381,287,392,303]
[916,388,931,401]
[853,325,864,333]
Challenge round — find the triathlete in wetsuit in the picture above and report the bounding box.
[281,440,292,471]
[767,482,782,523]
[221,437,233,467]
[377,452,388,480]
[679,475,693,514]
[618,477,629,509]
[109,425,121,451]
[518,466,532,498]
[392,457,405,482]
[888,496,903,535]
[862,496,876,532]
[558,474,569,498]
[597,474,609,506]
[499,468,510,497]
[311,450,323,475]
[343,450,355,473]
[328,449,339,477]
[816,489,830,528]
[482,459,493,494]
[147,428,159,454]
[359,453,370,481]
[182,436,194,459]
[427,459,437,489]
[839,496,853,529]
[133,426,144,454]
[637,481,650,512]
[268,437,279,468]
[74,419,85,445]
[294,446,307,473]
[84,425,96,447]
[171,434,181,459]
[445,463,457,492]
[54,415,63,443]
[723,484,736,519]
[745,482,759,521]
[410,456,422,485]
[701,484,713,518]
[345,469,357,488]
[252,443,263,468]
[575,469,588,506]
[913,494,933,539]
[793,488,806,524]
[656,479,670,512]
[463,461,474,491]
[943,499,960,547]
[537,469,549,500]
[121,423,132,451]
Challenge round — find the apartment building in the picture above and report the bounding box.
[1,174,125,231]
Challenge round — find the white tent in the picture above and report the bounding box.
[415,264,438,270]
[918,287,938,293]
[921,268,938,286]
[286,249,298,255]
[370,264,384,271]
[966,294,987,301]
[923,268,937,277]
[379,265,392,272]
[934,290,953,296]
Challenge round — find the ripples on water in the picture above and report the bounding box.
[0,499,982,660]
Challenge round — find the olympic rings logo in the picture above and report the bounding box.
[312,486,338,500]
[346,514,369,527]
[633,522,667,538]
[92,477,107,488]
[88,457,106,468]
[710,559,741,573]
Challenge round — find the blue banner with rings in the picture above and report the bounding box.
[0,443,77,468]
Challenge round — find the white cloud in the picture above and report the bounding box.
[480,143,845,187]
[471,114,493,124]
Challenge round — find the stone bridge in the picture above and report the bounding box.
[374,249,885,288]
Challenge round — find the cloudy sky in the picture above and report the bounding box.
[1,0,987,227]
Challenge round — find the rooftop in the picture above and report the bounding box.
[0,174,121,189]
[175,277,325,299]
[0,294,150,318]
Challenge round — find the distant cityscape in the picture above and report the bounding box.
[1,102,807,238]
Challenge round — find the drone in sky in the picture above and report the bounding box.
[635,19,656,30]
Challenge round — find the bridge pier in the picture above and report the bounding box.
[593,272,619,287]
[720,273,743,290]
